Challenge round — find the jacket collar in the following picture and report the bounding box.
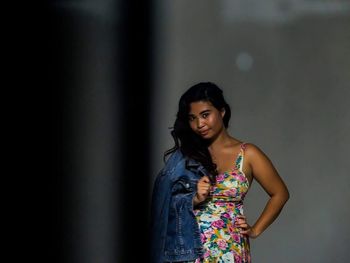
[185,157,200,167]
[185,157,208,176]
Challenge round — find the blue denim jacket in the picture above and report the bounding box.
[150,149,208,262]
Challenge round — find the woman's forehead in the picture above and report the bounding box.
[188,101,214,113]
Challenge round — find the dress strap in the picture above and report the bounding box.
[237,142,247,173]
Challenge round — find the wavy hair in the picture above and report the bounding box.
[164,82,231,183]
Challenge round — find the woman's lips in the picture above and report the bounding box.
[199,129,209,135]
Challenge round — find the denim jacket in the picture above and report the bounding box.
[150,149,208,262]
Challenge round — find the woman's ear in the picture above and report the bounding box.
[220,108,226,118]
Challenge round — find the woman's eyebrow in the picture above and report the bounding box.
[188,109,211,116]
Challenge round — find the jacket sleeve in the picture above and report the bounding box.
[150,169,171,263]
[169,176,198,220]
[160,177,203,262]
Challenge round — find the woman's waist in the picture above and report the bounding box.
[208,194,243,203]
[193,195,244,212]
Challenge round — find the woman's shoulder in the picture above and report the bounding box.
[242,142,274,166]
[241,142,265,156]
[228,138,258,151]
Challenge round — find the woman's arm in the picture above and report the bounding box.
[237,143,289,238]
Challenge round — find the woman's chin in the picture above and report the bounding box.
[200,133,213,140]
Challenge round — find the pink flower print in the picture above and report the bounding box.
[204,250,210,258]
[226,203,234,208]
[234,254,242,262]
[216,202,226,207]
[216,174,225,182]
[226,188,237,196]
[211,219,225,228]
[228,224,234,231]
[200,233,207,243]
[232,232,241,243]
[222,212,231,219]
[217,239,228,250]
[204,229,213,240]
[237,173,247,183]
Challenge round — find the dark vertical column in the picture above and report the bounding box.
[51,0,154,262]
[51,7,120,262]
[117,1,154,262]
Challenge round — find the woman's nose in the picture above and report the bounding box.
[197,118,205,129]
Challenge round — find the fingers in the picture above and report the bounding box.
[195,176,212,203]
[234,215,250,233]
[235,215,247,223]
[197,184,211,196]
[233,215,258,238]
[197,176,211,194]
[198,184,211,193]
[198,182,211,189]
[235,221,249,229]
[199,175,211,183]
[240,229,251,235]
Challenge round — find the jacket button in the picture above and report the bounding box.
[185,183,190,188]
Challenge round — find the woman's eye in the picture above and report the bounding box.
[202,113,209,118]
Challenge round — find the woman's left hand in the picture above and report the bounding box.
[235,215,259,239]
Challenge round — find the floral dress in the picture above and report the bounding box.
[192,143,251,263]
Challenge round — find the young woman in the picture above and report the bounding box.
[161,82,289,262]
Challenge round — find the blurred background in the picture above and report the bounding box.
[52,0,350,262]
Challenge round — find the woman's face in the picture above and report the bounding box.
[188,100,225,139]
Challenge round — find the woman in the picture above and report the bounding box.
[161,82,289,262]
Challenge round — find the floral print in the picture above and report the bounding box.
[192,143,251,263]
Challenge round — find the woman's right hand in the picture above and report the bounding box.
[193,175,211,205]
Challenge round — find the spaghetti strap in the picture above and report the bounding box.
[238,142,247,173]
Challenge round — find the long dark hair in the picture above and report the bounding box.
[164,82,231,183]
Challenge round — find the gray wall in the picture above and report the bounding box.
[151,1,350,262]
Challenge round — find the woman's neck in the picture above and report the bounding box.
[207,128,234,152]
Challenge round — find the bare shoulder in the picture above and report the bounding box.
[243,142,289,200]
[243,143,265,156]
[243,143,274,165]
